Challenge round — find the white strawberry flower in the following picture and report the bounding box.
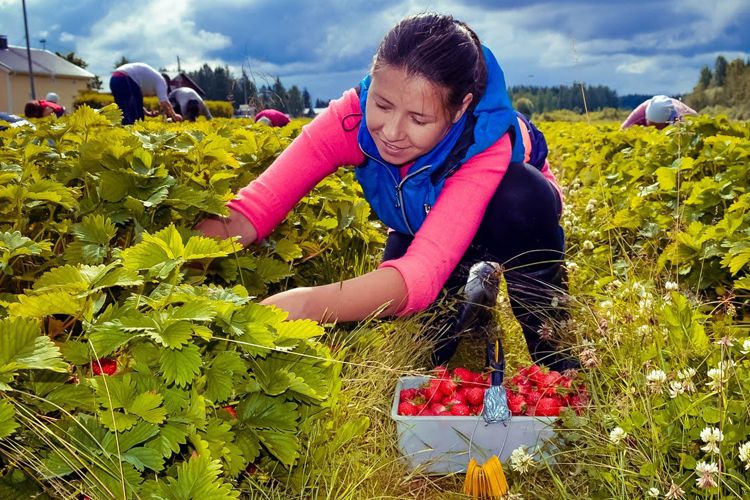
[646,487,660,498]
[741,339,750,355]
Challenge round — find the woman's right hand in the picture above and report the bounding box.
[195,208,258,247]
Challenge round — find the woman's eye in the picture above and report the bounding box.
[412,117,426,126]
[375,103,389,110]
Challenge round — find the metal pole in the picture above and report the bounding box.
[22,0,36,99]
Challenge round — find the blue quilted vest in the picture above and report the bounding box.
[355,46,525,235]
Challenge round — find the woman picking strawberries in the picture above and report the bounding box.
[198,13,577,372]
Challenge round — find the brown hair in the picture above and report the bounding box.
[24,100,43,118]
[372,13,487,114]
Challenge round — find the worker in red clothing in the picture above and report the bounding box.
[255,109,290,127]
[24,99,64,118]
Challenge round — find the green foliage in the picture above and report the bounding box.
[0,105,384,498]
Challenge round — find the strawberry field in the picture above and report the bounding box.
[0,106,749,499]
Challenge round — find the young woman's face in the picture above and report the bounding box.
[366,65,470,165]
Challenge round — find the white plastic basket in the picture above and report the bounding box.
[391,376,556,474]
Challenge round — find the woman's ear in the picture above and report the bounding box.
[452,92,474,123]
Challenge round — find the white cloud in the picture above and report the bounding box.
[59,32,75,43]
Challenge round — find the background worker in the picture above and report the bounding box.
[621,94,697,130]
[109,62,182,125]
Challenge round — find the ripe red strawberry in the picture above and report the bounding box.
[423,379,444,402]
[507,392,527,415]
[452,367,477,385]
[450,403,471,416]
[432,365,451,379]
[465,387,485,406]
[443,396,463,407]
[399,388,418,402]
[91,358,117,376]
[520,364,542,379]
[525,390,542,406]
[398,402,419,416]
[439,378,458,396]
[430,403,448,414]
[223,406,238,419]
[532,397,561,416]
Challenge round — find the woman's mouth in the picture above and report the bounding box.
[379,138,406,155]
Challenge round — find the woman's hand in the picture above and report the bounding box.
[195,208,258,247]
[260,268,408,323]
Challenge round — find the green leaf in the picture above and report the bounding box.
[149,454,239,500]
[0,231,52,271]
[160,344,202,387]
[255,429,299,467]
[273,239,303,262]
[122,446,164,472]
[128,391,167,424]
[8,292,84,318]
[152,321,194,349]
[205,351,245,403]
[237,392,298,431]
[0,317,67,390]
[0,399,19,439]
[701,406,722,424]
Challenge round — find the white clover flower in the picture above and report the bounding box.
[609,427,627,445]
[738,441,750,470]
[585,199,597,212]
[646,487,660,498]
[646,369,667,383]
[694,461,718,489]
[664,281,679,291]
[700,427,724,454]
[637,325,651,336]
[599,299,613,310]
[588,230,600,239]
[639,297,654,311]
[664,482,685,499]
[677,368,696,380]
[583,240,594,250]
[668,381,686,399]
[705,368,727,391]
[510,446,535,473]
[566,261,579,273]
[741,339,750,355]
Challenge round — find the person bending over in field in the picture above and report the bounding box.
[109,62,182,125]
[198,13,577,371]
[620,95,697,130]
[24,99,64,118]
[254,108,290,127]
[169,87,212,121]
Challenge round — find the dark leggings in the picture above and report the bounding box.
[382,162,564,291]
[109,74,144,125]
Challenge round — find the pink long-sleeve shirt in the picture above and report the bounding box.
[229,89,562,315]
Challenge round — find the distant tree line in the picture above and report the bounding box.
[185,64,314,117]
[509,84,621,115]
[685,55,750,119]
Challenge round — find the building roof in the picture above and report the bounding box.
[0,45,94,79]
[171,72,206,98]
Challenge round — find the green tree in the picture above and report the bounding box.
[287,85,304,117]
[514,96,534,116]
[56,51,88,69]
[712,56,728,87]
[113,56,130,70]
[698,65,712,89]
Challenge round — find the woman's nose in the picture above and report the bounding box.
[382,116,405,142]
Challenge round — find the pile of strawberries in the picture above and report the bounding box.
[397,364,588,418]
[398,366,487,416]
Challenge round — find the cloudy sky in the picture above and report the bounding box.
[1,0,749,103]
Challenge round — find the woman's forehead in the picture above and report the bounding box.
[370,65,448,115]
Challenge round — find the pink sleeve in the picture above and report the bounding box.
[540,159,563,207]
[621,101,648,129]
[674,100,698,119]
[378,134,513,315]
[228,90,365,239]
